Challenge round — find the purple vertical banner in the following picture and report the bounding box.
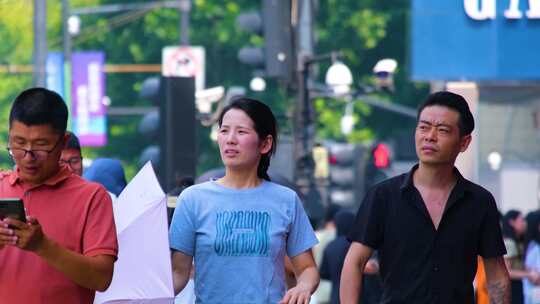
[71,51,107,147]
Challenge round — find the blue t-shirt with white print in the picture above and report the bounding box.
[169,180,318,304]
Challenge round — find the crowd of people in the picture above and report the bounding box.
[494,209,540,304]
[0,87,528,304]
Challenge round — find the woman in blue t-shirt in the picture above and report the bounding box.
[169,97,320,303]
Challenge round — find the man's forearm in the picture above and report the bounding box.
[487,279,510,304]
[37,237,114,291]
[340,262,363,304]
[485,256,511,304]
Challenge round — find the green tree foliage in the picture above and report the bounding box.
[315,0,428,143]
[0,0,426,178]
[0,2,42,165]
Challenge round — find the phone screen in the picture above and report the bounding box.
[0,198,26,223]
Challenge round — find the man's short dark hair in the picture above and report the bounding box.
[65,131,81,152]
[324,203,342,224]
[417,91,475,136]
[9,87,68,134]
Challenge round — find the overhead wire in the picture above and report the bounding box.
[48,7,157,49]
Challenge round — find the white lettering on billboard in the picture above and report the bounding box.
[76,85,89,133]
[88,62,101,112]
[464,0,540,19]
[464,0,496,20]
[504,0,523,18]
[527,0,540,17]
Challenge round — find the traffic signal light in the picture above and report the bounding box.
[365,142,392,189]
[373,143,391,169]
[236,0,294,80]
[138,76,162,169]
[327,143,366,209]
[138,76,197,191]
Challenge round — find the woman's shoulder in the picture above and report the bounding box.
[263,181,299,199]
[177,181,217,199]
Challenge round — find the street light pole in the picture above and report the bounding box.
[293,51,339,216]
[294,52,315,190]
[62,0,73,120]
[294,51,324,222]
[62,0,71,63]
[179,0,191,45]
[33,0,47,87]
[292,0,324,222]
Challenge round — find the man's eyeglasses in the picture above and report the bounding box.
[59,157,82,167]
[6,138,63,161]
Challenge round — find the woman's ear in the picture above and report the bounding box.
[260,135,273,155]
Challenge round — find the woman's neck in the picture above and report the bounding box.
[217,168,262,189]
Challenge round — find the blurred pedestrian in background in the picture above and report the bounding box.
[312,203,341,304]
[523,211,540,304]
[59,131,83,176]
[320,210,355,304]
[169,97,319,303]
[168,176,195,197]
[83,158,127,201]
[320,210,381,304]
[502,209,538,304]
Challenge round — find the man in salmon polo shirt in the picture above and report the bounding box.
[0,87,118,303]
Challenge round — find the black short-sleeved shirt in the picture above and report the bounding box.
[348,165,506,304]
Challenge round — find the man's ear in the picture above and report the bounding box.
[62,132,71,149]
[459,134,472,153]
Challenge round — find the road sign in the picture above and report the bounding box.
[162,46,205,91]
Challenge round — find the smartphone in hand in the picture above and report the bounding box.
[0,198,26,224]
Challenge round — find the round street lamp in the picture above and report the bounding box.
[487,151,502,171]
[250,76,266,92]
[325,61,353,96]
[68,15,81,36]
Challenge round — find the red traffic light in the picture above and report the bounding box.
[373,143,390,169]
[328,154,338,165]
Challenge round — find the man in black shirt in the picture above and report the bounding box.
[340,91,510,304]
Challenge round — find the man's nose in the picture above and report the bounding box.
[23,150,38,160]
[425,127,437,141]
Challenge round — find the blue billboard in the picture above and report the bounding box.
[46,52,64,98]
[411,0,540,81]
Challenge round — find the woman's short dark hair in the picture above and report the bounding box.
[9,87,68,134]
[417,91,475,136]
[502,209,521,240]
[218,97,278,181]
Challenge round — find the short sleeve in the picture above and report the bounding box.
[347,188,383,249]
[286,195,318,257]
[168,190,197,256]
[83,187,118,258]
[478,193,506,258]
[504,238,518,258]
[525,243,540,273]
